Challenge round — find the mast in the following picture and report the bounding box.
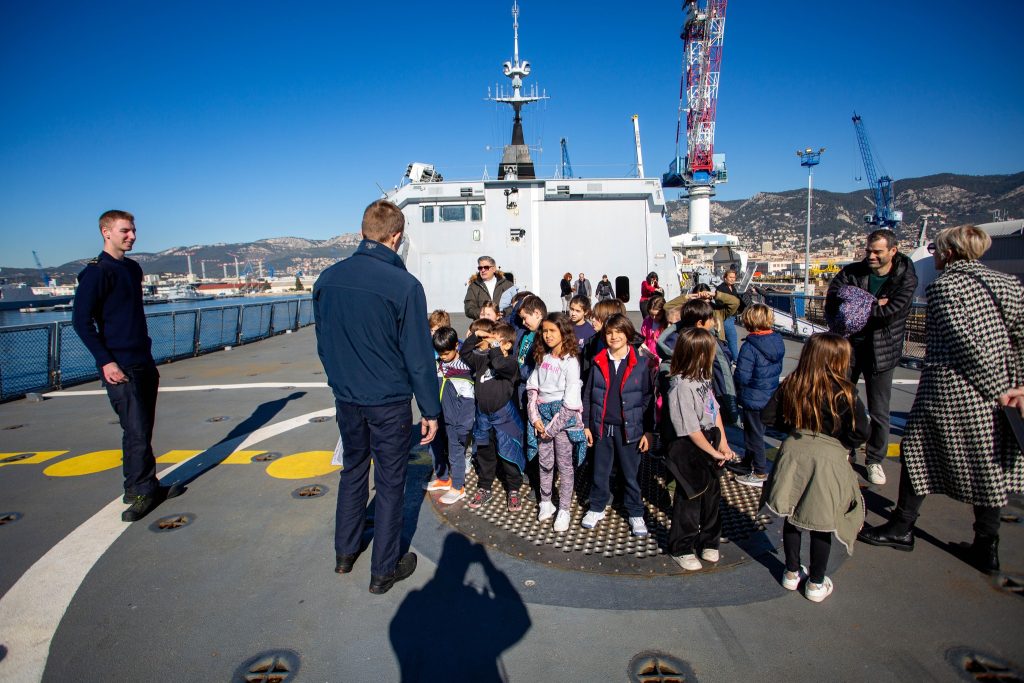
[487,2,547,180]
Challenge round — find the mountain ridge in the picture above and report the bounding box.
[4,171,1021,283]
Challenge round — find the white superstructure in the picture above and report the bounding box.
[390,177,680,312]
[387,3,680,313]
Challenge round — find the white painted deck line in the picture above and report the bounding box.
[48,382,330,397]
[0,406,335,683]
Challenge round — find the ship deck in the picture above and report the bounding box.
[0,321,1022,682]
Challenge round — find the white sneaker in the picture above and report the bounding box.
[581,510,605,529]
[866,463,887,485]
[553,510,571,532]
[438,487,466,505]
[804,576,834,602]
[629,516,649,537]
[670,553,703,571]
[537,501,556,522]
[700,548,720,563]
[782,565,808,591]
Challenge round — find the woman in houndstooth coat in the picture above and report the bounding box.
[858,225,1024,574]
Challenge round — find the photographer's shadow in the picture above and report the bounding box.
[390,534,531,683]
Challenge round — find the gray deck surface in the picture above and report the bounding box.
[0,322,1021,682]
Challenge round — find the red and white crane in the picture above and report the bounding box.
[663,0,730,240]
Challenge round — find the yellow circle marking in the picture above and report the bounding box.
[44,450,122,477]
[265,450,340,479]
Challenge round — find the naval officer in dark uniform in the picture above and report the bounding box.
[313,199,440,594]
[72,210,169,522]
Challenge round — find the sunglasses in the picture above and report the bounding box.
[478,265,493,271]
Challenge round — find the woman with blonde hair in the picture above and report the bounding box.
[859,225,1024,575]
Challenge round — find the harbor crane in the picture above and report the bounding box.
[852,112,903,228]
[558,138,573,179]
[663,0,730,238]
[32,251,48,286]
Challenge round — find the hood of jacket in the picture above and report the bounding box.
[468,272,507,287]
[744,331,786,364]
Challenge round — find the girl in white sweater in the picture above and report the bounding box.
[527,312,585,532]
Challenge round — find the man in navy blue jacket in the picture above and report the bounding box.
[313,199,440,595]
[72,210,170,523]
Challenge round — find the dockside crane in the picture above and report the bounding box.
[559,138,573,179]
[852,112,902,228]
[32,250,48,286]
[663,0,729,238]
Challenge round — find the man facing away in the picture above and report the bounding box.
[313,199,440,595]
[72,210,174,522]
[825,228,918,485]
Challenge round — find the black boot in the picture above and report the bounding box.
[857,521,915,551]
[968,534,1000,575]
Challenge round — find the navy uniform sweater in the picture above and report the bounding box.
[72,252,153,369]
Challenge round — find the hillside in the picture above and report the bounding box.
[4,171,1021,284]
[666,171,1024,253]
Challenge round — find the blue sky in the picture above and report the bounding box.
[2,1,1022,268]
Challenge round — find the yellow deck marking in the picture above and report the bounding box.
[0,451,68,468]
[222,450,271,464]
[155,450,203,463]
[43,450,122,477]
[887,442,901,457]
[265,450,340,479]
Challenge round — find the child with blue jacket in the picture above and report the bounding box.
[425,327,476,505]
[732,304,786,487]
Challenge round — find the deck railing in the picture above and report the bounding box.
[761,292,926,367]
[0,298,314,402]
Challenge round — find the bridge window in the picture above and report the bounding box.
[470,205,483,221]
[421,206,434,223]
[440,205,466,222]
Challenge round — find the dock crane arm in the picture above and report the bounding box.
[32,251,48,286]
[852,113,902,228]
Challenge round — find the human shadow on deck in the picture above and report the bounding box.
[159,391,307,489]
[390,534,530,683]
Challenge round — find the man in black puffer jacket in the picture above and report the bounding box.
[825,229,918,486]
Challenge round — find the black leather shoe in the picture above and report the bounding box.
[368,552,417,594]
[958,535,1000,575]
[857,523,915,551]
[335,554,358,574]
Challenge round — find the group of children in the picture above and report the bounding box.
[422,286,869,603]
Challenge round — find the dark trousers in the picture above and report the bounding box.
[890,462,1002,538]
[668,477,722,556]
[475,441,523,491]
[850,361,895,466]
[104,364,160,496]
[741,407,768,475]
[334,400,412,576]
[783,519,832,584]
[590,425,644,517]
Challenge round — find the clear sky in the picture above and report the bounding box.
[2,1,1022,268]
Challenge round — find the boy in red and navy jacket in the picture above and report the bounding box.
[581,314,657,536]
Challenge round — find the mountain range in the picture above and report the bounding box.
[666,171,1024,253]
[4,171,1021,284]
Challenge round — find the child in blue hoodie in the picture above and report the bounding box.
[732,304,786,487]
